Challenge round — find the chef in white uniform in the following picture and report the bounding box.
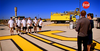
[33,17,38,33]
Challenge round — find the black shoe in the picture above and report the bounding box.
[18,33,21,35]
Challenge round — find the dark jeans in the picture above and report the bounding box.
[77,36,88,51]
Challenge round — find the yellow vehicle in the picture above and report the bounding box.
[51,8,80,23]
[42,19,46,22]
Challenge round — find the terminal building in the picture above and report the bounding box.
[93,17,100,29]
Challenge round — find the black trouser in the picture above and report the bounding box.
[77,36,88,51]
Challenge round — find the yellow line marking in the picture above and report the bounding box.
[28,33,76,51]
[13,35,43,51]
[93,40,100,50]
[46,23,69,26]
[38,30,100,50]
[0,35,16,40]
[0,35,43,51]
[28,34,51,43]
[38,30,77,41]
[53,43,76,51]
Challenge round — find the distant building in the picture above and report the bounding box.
[12,16,25,21]
[93,17,100,29]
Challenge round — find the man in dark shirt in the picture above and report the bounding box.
[75,10,91,51]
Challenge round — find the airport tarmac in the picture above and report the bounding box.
[0,22,100,51]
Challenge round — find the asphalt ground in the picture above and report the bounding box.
[0,22,100,51]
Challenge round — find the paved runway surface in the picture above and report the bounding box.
[0,22,100,51]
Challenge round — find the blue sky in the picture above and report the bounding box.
[0,0,100,19]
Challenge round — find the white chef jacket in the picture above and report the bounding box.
[8,20,14,27]
[21,19,26,27]
[27,19,32,27]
